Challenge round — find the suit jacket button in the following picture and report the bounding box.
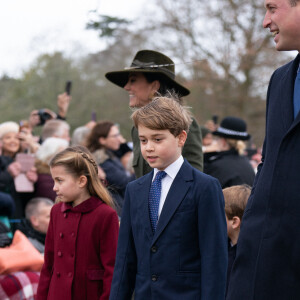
[58,251,62,257]
[59,232,63,238]
[57,272,60,277]
[151,275,158,281]
[151,246,157,253]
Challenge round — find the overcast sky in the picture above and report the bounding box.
[0,0,145,77]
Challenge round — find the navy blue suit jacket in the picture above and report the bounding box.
[110,160,227,300]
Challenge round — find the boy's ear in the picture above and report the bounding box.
[232,216,242,229]
[78,175,88,188]
[178,130,187,147]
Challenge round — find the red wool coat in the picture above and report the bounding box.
[36,196,119,300]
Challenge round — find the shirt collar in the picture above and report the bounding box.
[153,155,184,180]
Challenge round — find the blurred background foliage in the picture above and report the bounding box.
[0,0,294,146]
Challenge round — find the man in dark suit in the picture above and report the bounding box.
[227,0,300,299]
[110,96,227,300]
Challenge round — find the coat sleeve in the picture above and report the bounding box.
[182,117,203,172]
[99,208,119,300]
[197,177,228,300]
[109,185,137,300]
[36,206,55,300]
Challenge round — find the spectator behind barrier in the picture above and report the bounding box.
[15,197,53,253]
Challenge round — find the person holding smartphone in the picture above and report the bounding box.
[0,121,37,218]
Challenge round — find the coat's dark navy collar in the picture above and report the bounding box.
[60,196,103,213]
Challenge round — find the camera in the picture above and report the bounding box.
[38,109,52,126]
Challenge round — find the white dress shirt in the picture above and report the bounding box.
[151,155,184,217]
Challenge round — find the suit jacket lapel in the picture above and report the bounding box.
[285,54,300,135]
[152,161,194,245]
[136,171,154,241]
[280,67,294,131]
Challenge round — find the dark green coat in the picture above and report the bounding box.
[131,117,203,178]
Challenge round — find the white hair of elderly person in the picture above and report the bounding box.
[36,137,69,165]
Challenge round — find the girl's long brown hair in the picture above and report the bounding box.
[49,145,114,208]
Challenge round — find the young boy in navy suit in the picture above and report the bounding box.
[110,96,227,300]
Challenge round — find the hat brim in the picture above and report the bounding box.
[213,131,251,141]
[105,69,190,97]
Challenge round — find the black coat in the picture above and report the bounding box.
[204,149,255,188]
[0,156,33,218]
[227,55,300,299]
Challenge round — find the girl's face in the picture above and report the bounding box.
[1,132,20,157]
[51,165,90,207]
[124,73,160,108]
[99,125,121,151]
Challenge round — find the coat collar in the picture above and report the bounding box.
[60,196,103,213]
[279,54,300,132]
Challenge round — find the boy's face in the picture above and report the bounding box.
[138,125,187,171]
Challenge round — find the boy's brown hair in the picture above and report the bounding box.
[223,184,251,220]
[131,96,192,137]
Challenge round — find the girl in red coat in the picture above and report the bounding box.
[37,145,119,300]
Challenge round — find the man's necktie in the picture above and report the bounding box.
[293,66,300,119]
[149,171,167,232]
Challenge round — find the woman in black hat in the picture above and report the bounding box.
[204,116,255,188]
[106,50,203,178]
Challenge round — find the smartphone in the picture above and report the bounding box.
[65,81,72,95]
[91,111,97,121]
[212,115,219,125]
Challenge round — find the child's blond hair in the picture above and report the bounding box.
[223,184,251,220]
[131,95,192,137]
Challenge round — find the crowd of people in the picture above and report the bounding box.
[0,51,259,300]
[1,0,300,297]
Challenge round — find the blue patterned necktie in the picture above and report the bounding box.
[293,65,300,119]
[149,171,167,232]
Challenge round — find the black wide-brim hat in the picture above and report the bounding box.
[213,116,251,141]
[105,50,190,97]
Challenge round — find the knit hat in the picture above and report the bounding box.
[105,50,190,97]
[0,122,19,139]
[213,116,251,140]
